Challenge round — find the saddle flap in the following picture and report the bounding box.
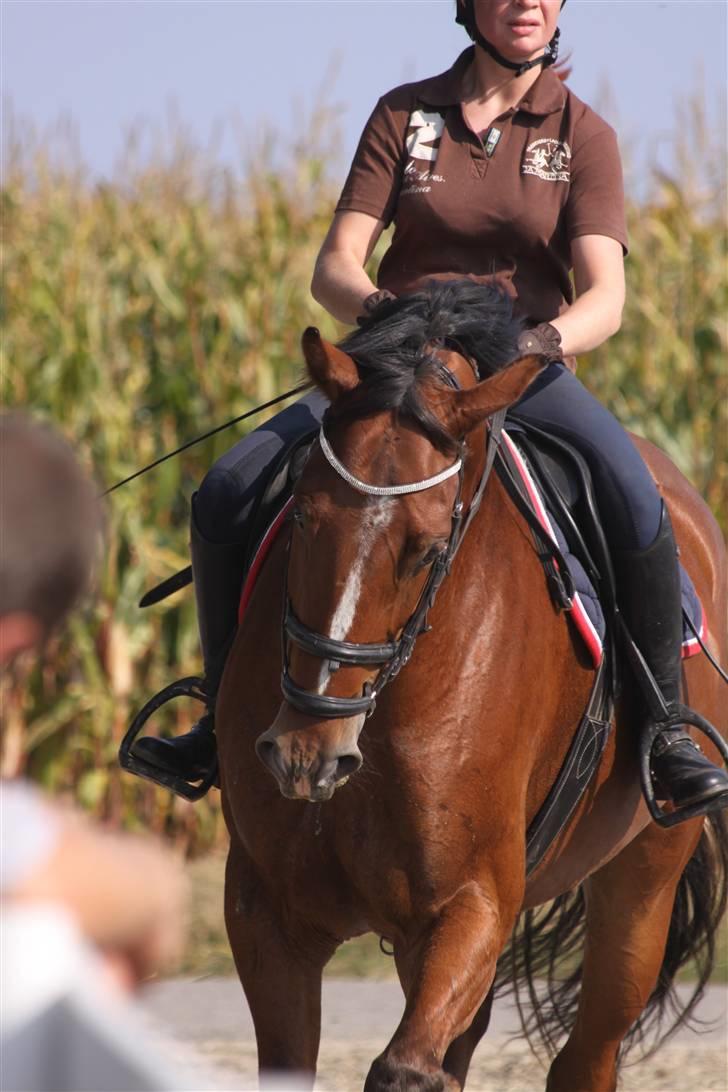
[498,422,704,671]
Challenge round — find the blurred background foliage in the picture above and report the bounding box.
[1,97,726,854]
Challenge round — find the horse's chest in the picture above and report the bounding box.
[334,794,492,923]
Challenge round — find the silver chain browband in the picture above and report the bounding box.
[318,426,462,497]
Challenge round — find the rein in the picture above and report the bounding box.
[281,363,506,720]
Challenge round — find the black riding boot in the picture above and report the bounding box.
[132,507,244,781]
[617,503,728,819]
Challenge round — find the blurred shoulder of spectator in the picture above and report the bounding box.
[0,412,186,988]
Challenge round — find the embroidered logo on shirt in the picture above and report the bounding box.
[406,109,446,163]
[522,139,572,182]
[402,109,447,196]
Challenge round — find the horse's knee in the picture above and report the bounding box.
[364,1056,458,1092]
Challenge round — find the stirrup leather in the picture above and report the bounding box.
[119,677,218,801]
[639,704,728,828]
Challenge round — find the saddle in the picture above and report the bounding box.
[499,418,704,667]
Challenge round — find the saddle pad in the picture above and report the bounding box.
[501,430,705,669]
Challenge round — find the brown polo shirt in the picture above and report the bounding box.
[336,47,628,323]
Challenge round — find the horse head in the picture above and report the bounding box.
[255,282,545,801]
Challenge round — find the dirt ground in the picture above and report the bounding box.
[167,855,727,1089]
[141,977,728,1092]
[186,1039,727,1092]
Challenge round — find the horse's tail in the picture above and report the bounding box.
[495,809,728,1061]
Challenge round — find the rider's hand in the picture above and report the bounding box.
[357,289,397,325]
[517,322,563,364]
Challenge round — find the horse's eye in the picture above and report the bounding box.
[425,543,446,566]
[414,543,446,574]
[292,508,305,528]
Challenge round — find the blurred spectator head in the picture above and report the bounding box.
[0,413,103,662]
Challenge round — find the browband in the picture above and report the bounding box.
[319,426,462,497]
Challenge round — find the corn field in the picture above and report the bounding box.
[1,104,725,850]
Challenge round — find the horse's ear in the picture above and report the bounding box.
[301,328,359,402]
[446,356,546,436]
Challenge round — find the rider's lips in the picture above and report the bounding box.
[508,22,541,38]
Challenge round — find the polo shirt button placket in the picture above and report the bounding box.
[460,109,488,180]
[465,107,516,181]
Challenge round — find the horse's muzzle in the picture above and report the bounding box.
[255,713,362,802]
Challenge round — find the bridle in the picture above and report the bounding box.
[280,357,506,720]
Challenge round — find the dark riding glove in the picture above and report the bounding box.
[517,322,563,364]
[357,289,397,325]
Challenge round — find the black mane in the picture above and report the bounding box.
[331,280,522,453]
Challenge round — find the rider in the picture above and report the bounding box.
[133,0,728,820]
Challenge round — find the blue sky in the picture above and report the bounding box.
[2,1,726,195]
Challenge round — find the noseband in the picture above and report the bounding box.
[281,365,506,720]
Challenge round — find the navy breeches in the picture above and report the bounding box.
[195,365,661,552]
[195,391,329,544]
[512,363,661,550]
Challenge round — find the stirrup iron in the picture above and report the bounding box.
[618,614,728,826]
[119,677,218,801]
[639,704,728,828]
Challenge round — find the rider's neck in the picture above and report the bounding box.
[461,45,545,114]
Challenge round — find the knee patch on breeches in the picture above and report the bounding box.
[194,467,256,545]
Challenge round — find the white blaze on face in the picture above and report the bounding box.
[316,501,394,694]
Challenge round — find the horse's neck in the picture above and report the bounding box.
[458,465,534,602]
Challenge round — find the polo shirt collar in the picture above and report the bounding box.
[417,46,566,117]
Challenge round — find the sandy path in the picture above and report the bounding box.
[141,977,727,1092]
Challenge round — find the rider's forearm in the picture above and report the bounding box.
[550,285,624,357]
[311,252,378,326]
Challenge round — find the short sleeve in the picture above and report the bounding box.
[335,95,408,228]
[0,780,61,894]
[565,125,629,255]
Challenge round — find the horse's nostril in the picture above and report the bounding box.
[335,753,362,780]
[314,751,362,788]
[255,737,278,771]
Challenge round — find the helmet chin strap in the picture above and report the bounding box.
[456,0,562,78]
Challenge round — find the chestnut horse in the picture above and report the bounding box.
[216,285,727,1092]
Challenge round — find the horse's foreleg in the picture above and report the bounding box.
[441,985,495,1088]
[546,819,702,1092]
[365,879,516,1092]
[224,838,336,1085]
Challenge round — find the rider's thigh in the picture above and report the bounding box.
[512,363,661,551]
[195,391,328,544]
